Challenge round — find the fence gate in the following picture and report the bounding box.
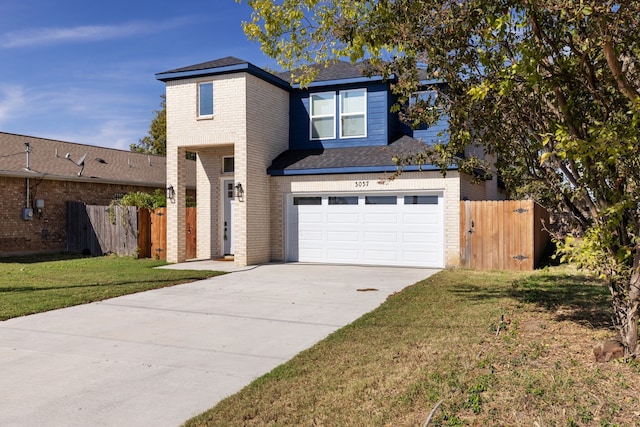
[460,200,549,271]
[150,208,168,260]
[147,208,196,260]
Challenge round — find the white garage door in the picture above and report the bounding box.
[286,193,444,268]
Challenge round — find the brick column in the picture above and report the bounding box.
[166,145,186,263]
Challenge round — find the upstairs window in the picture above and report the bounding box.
[340,89,366,138]
[310,92,336,139]
[198,82,214,118]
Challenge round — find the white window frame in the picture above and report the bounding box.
[198,81,214,119]
[310,92,336,140]
[339,89,367,139]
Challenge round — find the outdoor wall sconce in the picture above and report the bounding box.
[166,185,175,201]
[234,183,244,201]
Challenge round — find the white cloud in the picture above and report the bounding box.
[0,18,189,49]
[0,85,26,122]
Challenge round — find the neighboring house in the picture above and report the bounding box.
[0,132,195,256]
[157,57,502,268]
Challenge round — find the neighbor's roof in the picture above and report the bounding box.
[268,135,453,176]
[0,132,196,188]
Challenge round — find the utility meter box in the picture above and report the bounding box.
[22,208,34,220]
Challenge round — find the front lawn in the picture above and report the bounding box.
[185,267,640,426]
[0,253,224,320]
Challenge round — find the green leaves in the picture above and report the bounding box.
[242,0,640,344]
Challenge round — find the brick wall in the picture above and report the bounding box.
[243,73,290,265]
[0,176,171,256]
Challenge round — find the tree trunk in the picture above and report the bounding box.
[623,247,640,357]
[612,248,640,358]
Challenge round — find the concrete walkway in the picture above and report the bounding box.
[0,263,438,427]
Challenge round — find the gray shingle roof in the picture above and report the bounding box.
[0,132,196,187]
[268,136,436,173]
[158,57,382,86]
[276,60,368,83]
[158,56,248,75]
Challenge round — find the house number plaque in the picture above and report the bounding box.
[355,181,369,188]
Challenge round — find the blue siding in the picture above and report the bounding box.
[413,114,450,145]
[289,82,390,149]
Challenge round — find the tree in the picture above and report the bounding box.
[131,95,167,155]
[242,0,640,355]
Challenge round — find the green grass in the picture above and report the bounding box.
[185,266,640,427]
[0,253,224,320]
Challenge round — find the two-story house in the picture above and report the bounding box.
[156,57,500,268]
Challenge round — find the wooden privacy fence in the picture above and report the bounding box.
[460,200,549,271]
[67,203,196,259]
[66,202,138,256]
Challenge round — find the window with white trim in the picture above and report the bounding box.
[198,82,214,118]
[310,92,336,139]
[340,89,366,138]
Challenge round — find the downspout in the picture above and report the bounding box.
[25,142,31,209]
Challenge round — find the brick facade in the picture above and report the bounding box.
[165,71,289,264]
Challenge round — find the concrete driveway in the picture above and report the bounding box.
[0,262,438,427]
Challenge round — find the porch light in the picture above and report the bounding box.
[166,185,175,201]
[234,183,244,201]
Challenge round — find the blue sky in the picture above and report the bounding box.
[0,0,276,150]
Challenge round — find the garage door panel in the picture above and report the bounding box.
[326,248,360,260]
[288,193,444,268]
[404,212,440,225]
[327,231,359,241]
[363,213,399,224]
[363,231,398,243]
[327,213,360,223]
[403,231,440,242]
[363,249,398,261]
[299,230,323,241]
[299,212,323,223]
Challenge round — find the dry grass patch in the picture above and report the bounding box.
[185,267,640,427]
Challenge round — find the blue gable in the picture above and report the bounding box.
[289,81,391,150]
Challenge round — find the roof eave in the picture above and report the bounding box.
[291,75,391,89]
[268,164,458,176]
[0,171,196,189]
[156,63,290,90]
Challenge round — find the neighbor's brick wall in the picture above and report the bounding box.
[0,176,170,256]
[270,171,462,268]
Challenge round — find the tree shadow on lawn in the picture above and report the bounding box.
[452,272,612,330]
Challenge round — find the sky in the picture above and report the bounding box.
[0,0,277,151]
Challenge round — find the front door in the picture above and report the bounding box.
[223,179,234,255]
